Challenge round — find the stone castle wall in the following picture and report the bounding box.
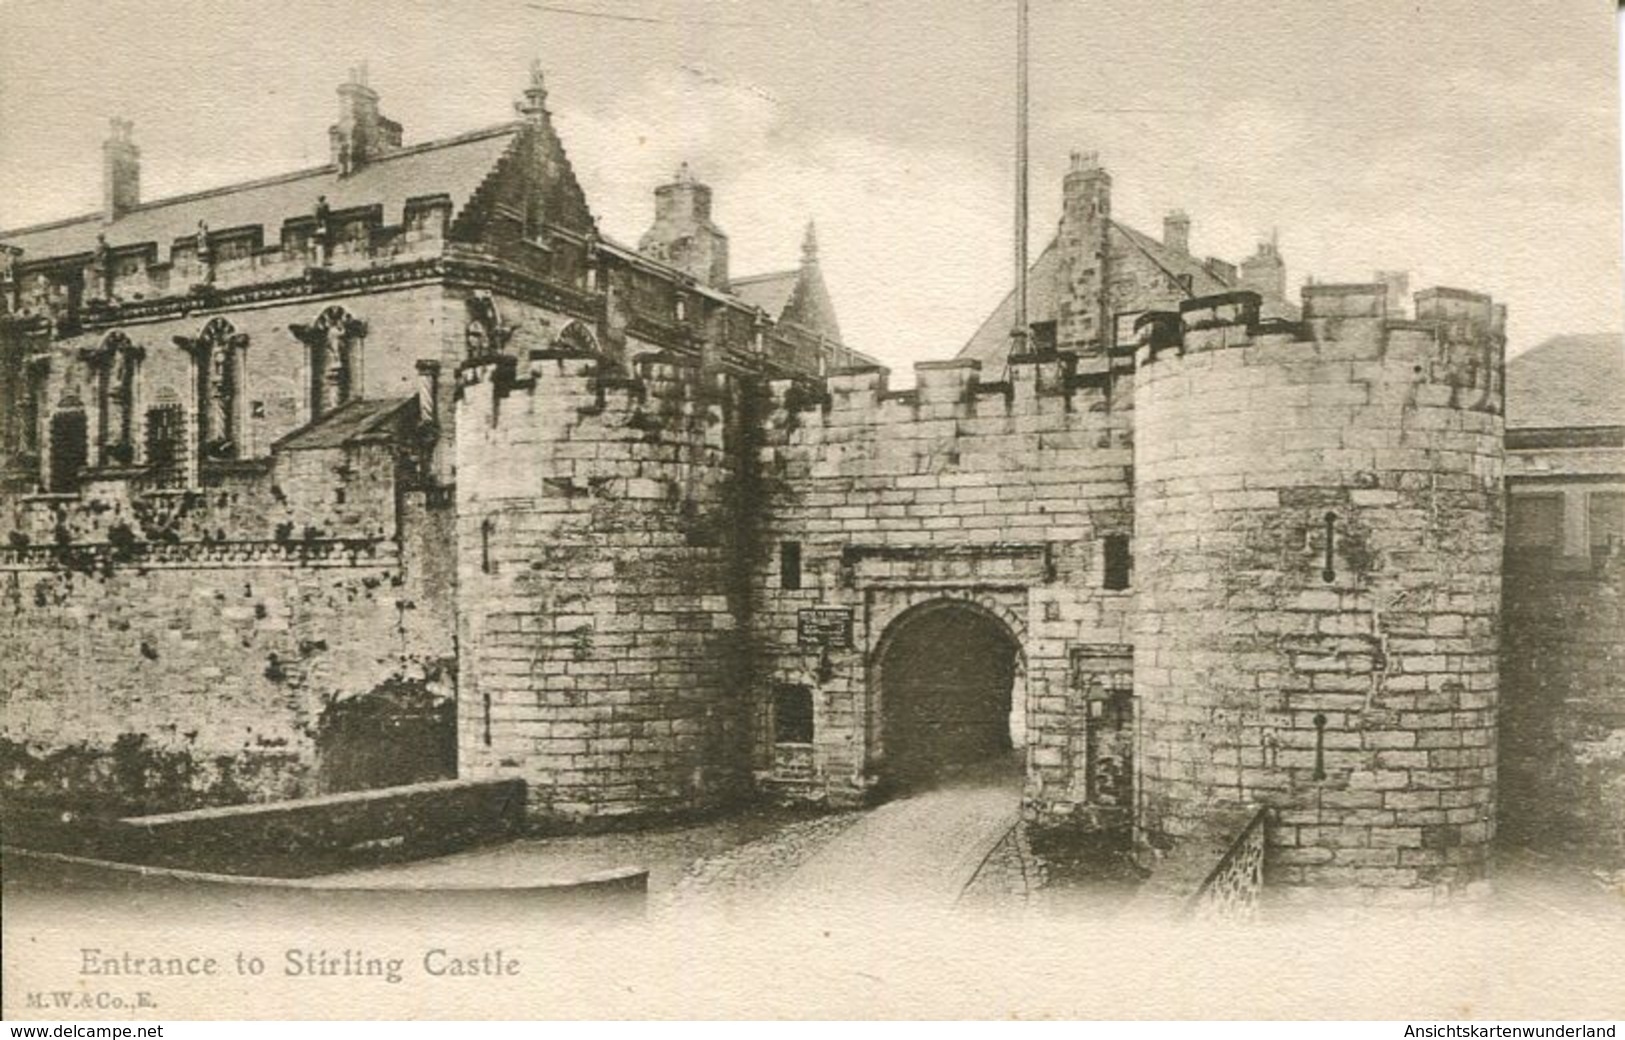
[0,279,469,814]
[1501,553,1625,851]
[1133,287,1505,902]
[755,355,1136,819]
[0,486,456,815]
[453,348,753,823]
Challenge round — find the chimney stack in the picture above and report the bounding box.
[637,162,730,289]
[328,64,402,175]
[102,118,140,223]
[1239,234,1286,304]
[1374,269,1411,318]
[1054,151,1113,355]
[1163,210,1190,254]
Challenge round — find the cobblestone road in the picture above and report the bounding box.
[668,757,1027,913]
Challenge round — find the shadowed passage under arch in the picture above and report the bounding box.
[877,601,1020,786]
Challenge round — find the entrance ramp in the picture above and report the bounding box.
[774,757,1022,911]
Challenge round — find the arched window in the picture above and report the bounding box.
[172,317,247,461]
[6,343,49,464]
[48,390,87,493]
[290,306,367,421]
[80,330,143,466]
[554,319,599,354]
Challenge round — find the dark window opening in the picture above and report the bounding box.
[1103,534,1132,590]
[480,518,495,574]
[1029,321,1057,353]
[48,411,87,493]
[774,684,814,745]
[1508,493,1562,568]
[145,404,186,487]
[780,540,803,590]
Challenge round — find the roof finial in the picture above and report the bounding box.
[517,60,549,120]
[675,161,693,184]
[801,220,818,266]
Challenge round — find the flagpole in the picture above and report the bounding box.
[1011,0,1030,357]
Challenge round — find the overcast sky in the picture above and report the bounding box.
[1,0,1620,370]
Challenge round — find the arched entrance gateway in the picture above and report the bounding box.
[874,600,1025,787]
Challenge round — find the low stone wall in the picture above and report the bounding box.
[1,847,648,919]
[109,777,526,876]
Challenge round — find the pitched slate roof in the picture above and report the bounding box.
[1113,221,1236,300]
[958,239,1063,374]
[729,263,844,345]
[274,397,417,451]
[1506,333,1625,431]
[0,123,525,261]
[731,269,800,320]
[958,221,1296,378]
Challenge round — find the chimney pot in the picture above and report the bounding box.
[1163,209,1191,254]
[102,118,141,223]
[638,163,729,288]
[329,66,402,174]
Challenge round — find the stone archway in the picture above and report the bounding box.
[875,599,1022,787]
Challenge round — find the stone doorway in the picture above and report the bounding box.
[877,601,1022,787]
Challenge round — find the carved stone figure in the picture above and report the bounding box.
[319,320,349,414]
[17,352,48,458]
[290,307,364,419]
[464,320,490,359]
[106,346,135,461]
[313,195,332,264]
[205,340,232,454]
[463,293,513,358]
[93,234,113,299]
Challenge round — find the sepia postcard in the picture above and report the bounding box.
[1,0,1623,1022]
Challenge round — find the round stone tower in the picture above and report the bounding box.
[454,346,752,824]
[1132,285,1505,903]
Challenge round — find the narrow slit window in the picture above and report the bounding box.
[1322,512,1337,583]
[480,518,495,574]
[1103,534,1132,590]
[774,684,814,745]
[780,541,803,591]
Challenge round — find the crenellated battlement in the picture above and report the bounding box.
[1137,285,1504,354]
[453,343,750,527]
[1133,284,1506,418]
[764,349,1125,445]
[6,196,459,328]
[455,345,739,429]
